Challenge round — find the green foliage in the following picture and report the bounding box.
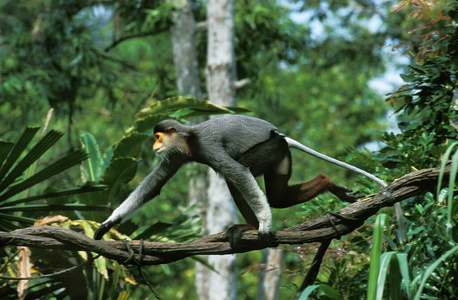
[352,2,457,179]
[385,55,457,143]
[343,2,458,299]
[0,127,106,230]
[127,96,249,135]
[360,144,458,300]
[403,191,458,299]
[1,97,232,299]
[367,214,389,300]
[437,141,458,242]
[0,127,113,299]
[3,0,456,298]
[302,2,458,298]
[299,284,343,300]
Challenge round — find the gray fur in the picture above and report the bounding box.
[94,115,384,240]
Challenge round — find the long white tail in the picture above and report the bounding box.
[285,137,387,188]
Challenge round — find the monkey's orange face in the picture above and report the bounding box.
[153,129,189,156]
[153,132,167,154]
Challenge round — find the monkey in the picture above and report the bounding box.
[94,115,385,245]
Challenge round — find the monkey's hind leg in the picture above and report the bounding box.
[265,172,359,209]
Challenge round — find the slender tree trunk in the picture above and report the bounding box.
[166,1,211,298]
[204,0,238,299]
[168,0,201,97]
[256,248,284,300]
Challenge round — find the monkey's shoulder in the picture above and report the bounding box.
[213,114,275,127]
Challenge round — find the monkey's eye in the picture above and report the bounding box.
[154,134,160,140]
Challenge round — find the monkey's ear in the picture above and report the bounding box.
[166,127,177,134]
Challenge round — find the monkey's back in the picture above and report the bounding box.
[191,115,278,161]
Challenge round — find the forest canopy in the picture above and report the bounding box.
[0,0,457,299]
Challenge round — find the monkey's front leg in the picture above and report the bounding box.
[225,192,276,249]
[236,194,277,248]
[223,172,277,248]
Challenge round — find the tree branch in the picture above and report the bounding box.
[104,30,169,52]
[0,166,452,265]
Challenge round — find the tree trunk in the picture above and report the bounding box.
[168,0,201,97]
[256,248,284,300]
[166,1,211,298]
[204,0,238,299]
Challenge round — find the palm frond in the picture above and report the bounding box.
[0,150,89,202]
[0,130,64,192]
[0,185,107,207]
[0,127,40,181]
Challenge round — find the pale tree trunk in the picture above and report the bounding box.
[256,248,284,300]
[204,0,239,299]
[167,1,211,298]
[168,0,201,97]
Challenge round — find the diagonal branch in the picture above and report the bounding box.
[0,166,452,265]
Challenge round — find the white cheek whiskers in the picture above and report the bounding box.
[155,146,189,163]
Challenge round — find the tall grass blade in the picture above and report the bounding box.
[367,214,388,300]
[413,244,458,300]
[437,141,458,196]
[449,150,458,241]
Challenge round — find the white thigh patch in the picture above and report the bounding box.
[274,156,290,175]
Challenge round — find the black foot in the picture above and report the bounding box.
[258,230,278,248]
[332,184,364,203]
[226,224,278,248]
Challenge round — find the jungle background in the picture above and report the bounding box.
[1,0,457,299]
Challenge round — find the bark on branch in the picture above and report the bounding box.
[0,166,452,265]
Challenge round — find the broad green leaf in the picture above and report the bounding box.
[396,253,411,298]
[126,114,169,135]
[376,252,408,300]
[134,96,231,119]
[168,106,251,119]
[388,254,402,300]
[298,285,321,300]
[376,252,395,299]
[102,157,138,201]
[125,97,250,135]
[112,132,149,160]
[81,132,105,182]
[103,157,138,185]
[299,284,343,300]
[319,284,344,300]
